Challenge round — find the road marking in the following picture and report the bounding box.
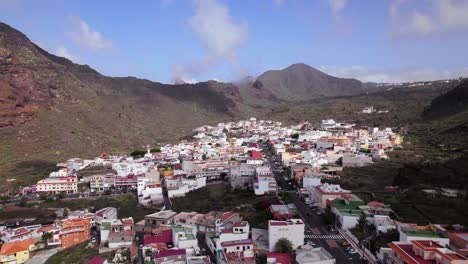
[305,234,344,240]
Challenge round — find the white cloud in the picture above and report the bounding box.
[328,0,347,17]
[54,45,80,63]
[404,12,434,35]
[319,65,468,83]
[438,0,468,29]
[391,0,468,36]
[174,0,248,81]
[189,0,247,63]
[67,15,112,50]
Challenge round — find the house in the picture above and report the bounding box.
[246,150,263,165]
[396,222,450,247]
[229,164,256,189]
[449,232,468,257]
[332,196,365,230]
[268,219,305,252]
[388,240,468,264]
[60,218,91,249]
[270,205,293,220]
[187,256,211,264]
[143,227,173,247]
[372,215,397,233]
[216,212,242,236]
[106,218,135,249]
[174,212,204,228]
[196,211,224,233]
[95,207,118,227]
[144,211,177,232]
[220,239,255,264]
[1,227,35,243]
[0,238,35,264]
[310,183,351,209]
[168,225,198,252]
[152,249,187,264]
[254,166,277,195]
[302,174,322,189]
[295,245,335,264]
[89,175,115,193]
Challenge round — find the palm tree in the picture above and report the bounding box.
[274,238,293,253]
[41,232,53,249]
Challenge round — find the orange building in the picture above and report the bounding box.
[60,218,91,249]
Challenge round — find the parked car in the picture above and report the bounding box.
[347,247,357,254]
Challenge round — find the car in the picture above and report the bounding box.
[347,248,358,254]
[342,241,350,246]
[91,237,96,243]
[306,241,316,247]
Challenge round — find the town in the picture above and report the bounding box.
[1,118,467,264]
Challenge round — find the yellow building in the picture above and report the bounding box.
[0,238,35,264]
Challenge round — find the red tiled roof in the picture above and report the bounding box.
[87,256,107,264]
[270,221,287,226]
[220,211,236,222]
[267,253,294,264]
[0,238,35,255]
[368,201,385,207]
[155,249,186,258]
[388,243,432,264]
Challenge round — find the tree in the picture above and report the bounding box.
[150,148,161,153]
[19,196,28,207]
[56,192,65,200]
[42,232,53,249]
[130,149,146,157]
[274,238,293,253]
[357,212,367,232]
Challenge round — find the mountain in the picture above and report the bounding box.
[423,79,468,119]
[0,22,247,180]
[244,63,369,101]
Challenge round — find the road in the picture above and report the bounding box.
[262,143,364,264]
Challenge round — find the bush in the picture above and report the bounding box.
[274,238,293,253]
[130,150,146,157]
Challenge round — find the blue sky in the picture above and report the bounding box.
[1,0,468,83]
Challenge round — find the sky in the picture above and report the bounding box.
[1,0,468,84]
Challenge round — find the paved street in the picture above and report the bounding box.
[262,143,364,264]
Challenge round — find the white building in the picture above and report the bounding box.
[268,219,305,252]
[321,119,336,130]
[254,166,276,196]
[36,176,78,194]
[295,245,336,264]
[303,175,321,188]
